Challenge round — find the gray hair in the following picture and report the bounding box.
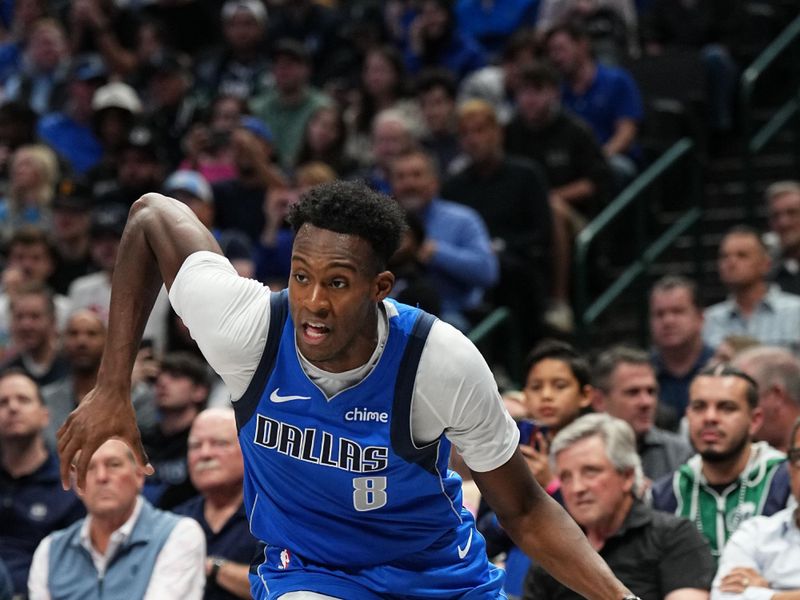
[372,108,415,136]
[765,180,800,203]
[732,346,800,408]
[550,413,644,495]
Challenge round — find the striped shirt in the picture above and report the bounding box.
[703,285,800,353]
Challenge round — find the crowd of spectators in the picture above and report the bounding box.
[0,0,798,599]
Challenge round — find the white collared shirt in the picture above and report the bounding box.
[79,496,144,577]
[711,506,800,600]
[28,496,206,600]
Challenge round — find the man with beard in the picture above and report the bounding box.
[40,310,104,447]
[41,310,157,448]
[652,364,791,559]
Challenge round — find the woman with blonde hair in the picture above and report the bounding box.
[0,143,59,238]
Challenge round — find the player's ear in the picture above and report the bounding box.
[374,270,395,301]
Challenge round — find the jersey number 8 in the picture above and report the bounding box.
[353,476,387,511]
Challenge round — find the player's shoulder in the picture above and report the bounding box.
[177,249,235,275]
[421,316,491,382]
[386,302,482,365]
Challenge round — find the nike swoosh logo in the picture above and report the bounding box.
[269,389,312,403]
[457,529,473,560]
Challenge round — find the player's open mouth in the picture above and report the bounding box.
[302,322,330,342]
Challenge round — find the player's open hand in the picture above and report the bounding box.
[57,385,154,492]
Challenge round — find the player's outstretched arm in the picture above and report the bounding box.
[473,449,631,600]
[58,193,222,491]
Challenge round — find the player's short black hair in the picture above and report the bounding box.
[288,180,407,272]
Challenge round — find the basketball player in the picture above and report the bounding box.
[57,181,635,600]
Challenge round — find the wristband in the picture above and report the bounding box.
[208,556,226,583]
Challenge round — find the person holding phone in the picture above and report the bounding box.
[521,339,594,492]
[484,339,595,599]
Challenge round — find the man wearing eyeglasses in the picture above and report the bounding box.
[710,417,800,599]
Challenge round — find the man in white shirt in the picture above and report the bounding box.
[28,438,205,600]
[711,417,800,600]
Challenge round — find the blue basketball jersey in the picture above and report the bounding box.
[234,290,467,567]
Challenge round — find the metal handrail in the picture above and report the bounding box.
[467,306,522,386]
[581,207,701,326]
[740,14,800,216]
[574,138,702,344]
[468,306,511,344]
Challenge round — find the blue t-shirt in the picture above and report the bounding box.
[456,0,539,55]
[37,112,102,175]
[561,63,644,158]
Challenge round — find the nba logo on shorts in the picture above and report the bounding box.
[279,549,291,570]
